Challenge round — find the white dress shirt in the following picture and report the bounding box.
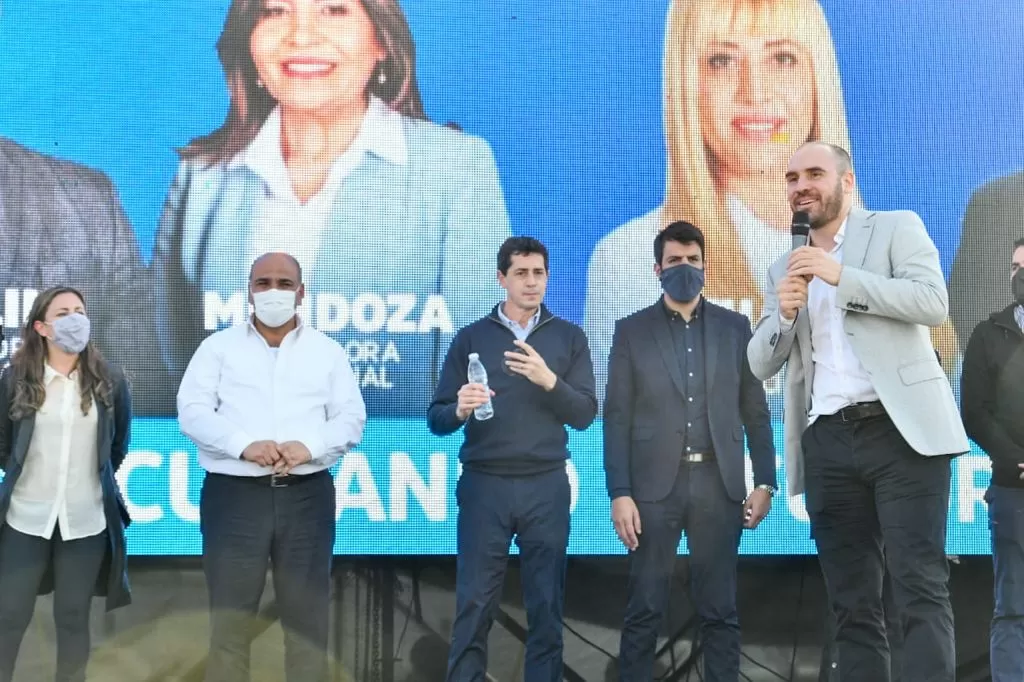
[497,304,540,341]
[230,96,408,280]
[7,365,104,540]
[781,218,878,417]
[177,318,367,476]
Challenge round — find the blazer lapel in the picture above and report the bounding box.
[702,300,719,387]
[840,207,875,269]
[96,400,112,469]
[649,304,688,399]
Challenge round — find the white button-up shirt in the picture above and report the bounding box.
[7,365,104,540]
[177,318,366,476]
[804,219,878,417]
[229,96,408,280]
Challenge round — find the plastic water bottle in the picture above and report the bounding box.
[467,353,494,420]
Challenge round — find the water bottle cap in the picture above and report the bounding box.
[469,353,479,360]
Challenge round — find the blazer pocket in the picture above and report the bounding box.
[897,358,944,386]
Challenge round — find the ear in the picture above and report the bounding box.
[33,320,47,337]
[497,269,508,291]
[653,262,662,278]
[841,169,856,194]
[296,283,306,306]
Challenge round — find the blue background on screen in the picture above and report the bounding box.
[0,1,1020,554]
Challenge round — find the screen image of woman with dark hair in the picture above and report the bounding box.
[152,0,511,416]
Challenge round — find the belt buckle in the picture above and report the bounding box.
[270,473,288,488]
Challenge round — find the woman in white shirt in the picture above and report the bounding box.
[0,286,132,682]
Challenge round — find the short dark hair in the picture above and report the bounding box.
[801,141,852,176]
[1013,237,1024,252]
[249,252,303,284]
[654,221,705,265]
[497,237,549,275]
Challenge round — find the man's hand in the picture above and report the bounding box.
[777,275,809,321]
[612,496,642,551]
[504,340,557,391]
[788,246,842,286]
[455,383,495,421]
[274,441,312,474]
[241,440,280,467]
[743,488,772,529]
[1017,462,1024,480]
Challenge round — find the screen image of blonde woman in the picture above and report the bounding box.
[584,0,958,405]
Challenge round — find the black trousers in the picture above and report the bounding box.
[803,412,954,682]
[200,471,336,682]
[619,461,744,682]
[0,524,107,682]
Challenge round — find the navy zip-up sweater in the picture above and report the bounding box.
[427,304,597,475]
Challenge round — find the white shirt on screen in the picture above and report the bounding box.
[177,317,367,477]
[729,195,791,293]
[779,218,877,418]
[230,96,408,278]
[7,365,105,541]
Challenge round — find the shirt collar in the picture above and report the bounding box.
[229,96,408,180]
[831,216,849,251]
[44,364,78,384]
[662,295,704,320]
[247,314,306,339]
[497,303,540,330]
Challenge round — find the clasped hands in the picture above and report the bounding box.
[241,440,312,475]
[778,246,843,320]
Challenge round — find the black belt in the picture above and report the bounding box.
[823,401,887,423]
[209,470,328,488]
[682,451,714,463]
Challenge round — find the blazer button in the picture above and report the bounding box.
[770,333,778,345]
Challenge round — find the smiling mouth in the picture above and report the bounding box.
[281,60,336,77]
[794,197,818,210]
[732,117,786,142]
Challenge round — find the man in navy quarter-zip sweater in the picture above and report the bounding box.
[428,236,597,682]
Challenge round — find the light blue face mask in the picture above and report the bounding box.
[47,313,91,354]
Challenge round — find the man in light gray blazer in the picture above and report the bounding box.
[0,137,163,414]
[747,142,969,682]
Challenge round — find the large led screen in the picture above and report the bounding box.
[1,0,1022,554]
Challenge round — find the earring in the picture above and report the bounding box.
[256,77,264,89]
[378,69,387,85]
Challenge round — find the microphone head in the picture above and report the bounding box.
[791,210,811,236]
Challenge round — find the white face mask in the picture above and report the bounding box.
[252,289,297,328]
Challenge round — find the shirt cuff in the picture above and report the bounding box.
[228,433,254,460]
[778,312,796,331]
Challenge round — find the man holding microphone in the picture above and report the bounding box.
[748,142,967,682]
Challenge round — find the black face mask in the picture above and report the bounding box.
[1013,269,1024,306]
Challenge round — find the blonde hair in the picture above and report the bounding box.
[662,0,856,307]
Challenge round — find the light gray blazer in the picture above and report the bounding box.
[747,207,969,496]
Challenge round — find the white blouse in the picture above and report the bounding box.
[7,365,104,540]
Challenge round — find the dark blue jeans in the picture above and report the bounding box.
[446,467,571,682]
[200,471,336,682]
[0,524,107,682]
[987,484,1024,682]
[619,461,744,682]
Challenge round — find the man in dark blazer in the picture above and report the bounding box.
[0,137,163,414]
[950,171,1024,350]
[604,221,776,682]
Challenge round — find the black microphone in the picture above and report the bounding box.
[791,210,810,250]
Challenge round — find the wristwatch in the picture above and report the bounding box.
[755,484,777,497]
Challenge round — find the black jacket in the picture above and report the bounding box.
[427,304,597,475]
[0,363,133,610]
[604,299,776,503]
[961,303,1024,488]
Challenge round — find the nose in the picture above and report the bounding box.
[738,57,772,106]
[286,6,317,46]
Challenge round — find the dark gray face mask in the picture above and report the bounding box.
[47,313,91,354]
[660,263,705,303]
[1013,270,1024,306]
